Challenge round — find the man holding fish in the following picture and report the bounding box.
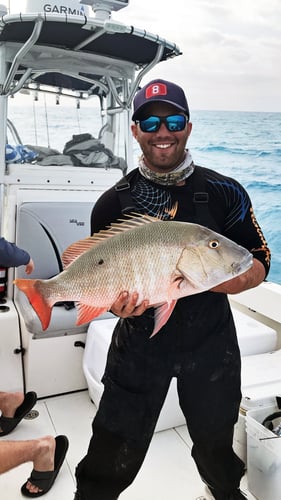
[15,79,270,499]
[70,79,271,499]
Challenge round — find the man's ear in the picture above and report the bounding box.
[131,123,138,139]
[187,122,192,138]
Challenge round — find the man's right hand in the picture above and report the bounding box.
[110,291,149,318]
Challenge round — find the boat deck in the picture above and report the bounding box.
[0,390,255,500]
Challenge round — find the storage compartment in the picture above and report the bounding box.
[233,350,281,463]
[233,394,279,463]
[246,404,281,500]
[0,300,24,392]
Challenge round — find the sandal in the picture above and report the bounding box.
[21,435,69,497]
[0,391,37,436]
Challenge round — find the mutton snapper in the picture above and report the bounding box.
[14,214,253,336]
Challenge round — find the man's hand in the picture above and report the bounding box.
[25,258,35,275]
[110,291,149,318]
[211,258,266,295]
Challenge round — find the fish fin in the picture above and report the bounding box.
[62,237,100,268]
[91,206,179,238]
[150,300,177,337]
[62,204,179,269]
[76,302,109,325]
[13,279,52,331]
[62,211,161,269]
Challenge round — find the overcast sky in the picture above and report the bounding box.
[4,0,281,112]
[115,0,281,112]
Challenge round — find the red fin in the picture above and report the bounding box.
[150,300,177,337]
[62,206,179,269]
[13,279,52,331]
[62,204,178,270]
[76,302,109,325]
[62,237,99,268]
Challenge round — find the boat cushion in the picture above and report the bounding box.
[14,201,112,338]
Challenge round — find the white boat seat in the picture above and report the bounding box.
[14,201,113,338]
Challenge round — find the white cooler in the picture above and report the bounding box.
[83,310,277,433]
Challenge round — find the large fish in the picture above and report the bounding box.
[14,214,253,336]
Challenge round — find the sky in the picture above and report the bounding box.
[3,0,281,112]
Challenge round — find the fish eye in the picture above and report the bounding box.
[209,239,219,249]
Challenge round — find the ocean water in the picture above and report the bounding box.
[7,102,281,285]
[188,110,281,286]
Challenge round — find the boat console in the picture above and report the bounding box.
[0,0,182,396]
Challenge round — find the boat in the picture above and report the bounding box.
[0,1,281,499]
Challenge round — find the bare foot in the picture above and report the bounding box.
[0,392,24,418]
[25,436,56,494]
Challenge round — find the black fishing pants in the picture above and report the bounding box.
[75,300,245,499]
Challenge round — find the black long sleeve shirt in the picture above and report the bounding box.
[90,166,270,277]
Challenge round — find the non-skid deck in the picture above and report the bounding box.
[0,391,254,500]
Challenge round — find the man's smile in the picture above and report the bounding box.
[154,143,172,149]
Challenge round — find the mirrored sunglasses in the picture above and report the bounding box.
[136,114,187,133]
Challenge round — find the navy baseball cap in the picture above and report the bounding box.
[132,79,190,121]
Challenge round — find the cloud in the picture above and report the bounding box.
[116,0,281,111]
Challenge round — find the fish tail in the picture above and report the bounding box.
[13,279,52,331]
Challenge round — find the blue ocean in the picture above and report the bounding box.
[8,103,281,285]
[188,110,281,286]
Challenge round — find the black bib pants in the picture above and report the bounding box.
[75,292,245,499]
[75,168,245,498]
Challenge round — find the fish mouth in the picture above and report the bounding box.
[231,254,253,276]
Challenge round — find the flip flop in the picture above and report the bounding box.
[21,435,69,497]
[0,391,37,436]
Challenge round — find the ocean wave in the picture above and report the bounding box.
[244,181,281,191]
[194,145,281,157]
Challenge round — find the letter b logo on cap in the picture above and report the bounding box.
[145,83,167,99]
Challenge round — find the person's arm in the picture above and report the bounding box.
[0,237,32,269]
[211,258,265,295]
[208,175,270,294]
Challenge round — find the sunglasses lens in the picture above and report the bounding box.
[166,115,186,131]
[139,116,160,132]
[138,115,187,133]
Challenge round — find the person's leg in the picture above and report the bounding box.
[0,391,37,436]
[178,326,245,496]
[75,316,174,500]
[0,392,24,418]
[0,436,55,494]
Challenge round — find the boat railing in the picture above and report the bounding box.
[7,118,23,145]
